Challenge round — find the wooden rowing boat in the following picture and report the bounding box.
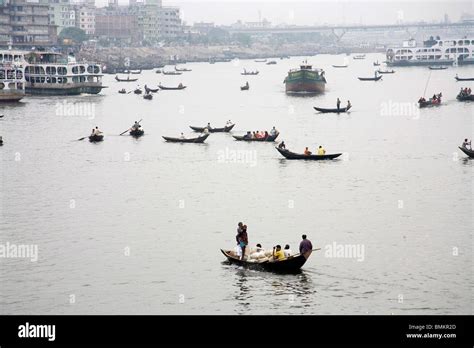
[89,134,104,142]
[241,71,259,75]
[233,132,279,142]
[134,88,142,94]
[358,76,382,81]
[162,133,210,143]
[377,70,395,74]
[240,84,249,90]
[332,65,348,68]
[418,100,441,108]
[456,94,474,101]
[130,69,142,74]
[220,249,314,273]
[130,129,144,137]
[189,124,235,133]
[143,93,152,100]
[458,146,474,158]
[455,76,474,81]
[162,71,182,75]
[175,66,192,72]
[145,86,159,93]
[275,147,342,160]
[115,75,138,82]
[429,66,448,70]
[158,84,186,90]
[314,105,351,113]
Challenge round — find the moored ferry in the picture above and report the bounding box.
[0,50,105,96]
[386,36,474,66]
[0,62,25,102]
[284,61,326,94]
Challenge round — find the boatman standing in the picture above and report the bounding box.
[336,98,341,110]
[299,235,313,255]
[236,223,248,260]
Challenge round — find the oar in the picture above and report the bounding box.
[119,119,142,135]
[77,135,89,141]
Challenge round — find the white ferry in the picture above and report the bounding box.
[0,50,105,95]
[0,58,25,102]
[386,36,474,66]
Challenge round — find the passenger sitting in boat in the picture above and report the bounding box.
[278,141,286,149]
[304,147,312,155]
[432,94,437,101]
[207,122,211,129]
[202,128,209,135]
[179,83,183,88]
[93,127,102,136]
[468,88,471,95]
[180,133,186,139]
[255,131,263,139]
[284,244,292,258]
[462,138,472,150]
[317,146,326,155]
[252,131,257,139]
[418,97,426,103]
[226,120,233,126]
[264,131,269,138]
[132,121,141,130]
[244,131,252,139]
[270,126,278,136]
[272,245,285,261]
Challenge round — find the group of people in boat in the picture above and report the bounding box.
[234,222,313,262]
[131,121,141,131]
[462,138,472,150]
[243,126,278,140]
[303,146,326,156]
[90,126,102,137]
[336,98,351,110]
[418,93,442,104]
[458,87,472,97]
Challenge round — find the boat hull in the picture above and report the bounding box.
[89,135,104,142]
[276,147,342,160]
[233,133,279,142]
[163,134,209,143]
[26,84,104,96]
[220,249,311,274]
[0,91,25,102]
[457,94,474,101]
[189,124,235,133]
[314,106,351,113]
[459,146,474,158]
[285,69,326,93]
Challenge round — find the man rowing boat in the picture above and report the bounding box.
[236,222,248,260]
[299,235,312,254]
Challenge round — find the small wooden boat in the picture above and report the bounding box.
[0,138,3,146]
[189,124,235,133]
[353,55,366,60]
[130,69,142,74]
[254,59,267,63]
[118,89,127,94]
[175,66,192,72]
[115,75,138,82]
[455,76,474,81]
[314,105,351,113]
[418,99,441,108]
[221,249,314,273]
[155,69,162,74]
[162,133,210,143]
[429,66,448,70]
[275,147,342,160]
[332,65,348,68]
[143,93,153,100]
[163,71,182,75]
[158,84,186,90]
[377,69,395,74]
[458,146,474,158]
[456,94,474,101]
[373,61,380,66]
[89,134,104,142]
[233,132,279,142]
[134,88,142,94]
[240,84,249,91]
[358,76,382,81]
[266,61,277,65]
[130,129,144,137]
[241,71,259,75]
[144,85,159,93]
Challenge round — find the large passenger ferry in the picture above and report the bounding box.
[386,36,474,66]
[0,61,25,102]
[0,50,105,95]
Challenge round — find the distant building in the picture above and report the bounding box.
[95,6,140,43]
[158,6,182,40]
[193,21,214,34]
[0,0,57,47]
[75,5,94,35]
[49,0,76,34]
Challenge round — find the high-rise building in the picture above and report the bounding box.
[0,0,57,46]
[158,6,182,40]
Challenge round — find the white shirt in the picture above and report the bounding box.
[284,249,292,258]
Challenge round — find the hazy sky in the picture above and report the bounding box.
[97,0,473,26]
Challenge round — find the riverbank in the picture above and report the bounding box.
[78,43,381,71]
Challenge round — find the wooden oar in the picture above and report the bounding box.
[119,119,142,135]
[77,135,89,141]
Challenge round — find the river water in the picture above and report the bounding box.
[0,54,472,315]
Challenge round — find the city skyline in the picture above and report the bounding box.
[92,0,473,26]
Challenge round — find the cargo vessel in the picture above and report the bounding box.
[284,61,326,94]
